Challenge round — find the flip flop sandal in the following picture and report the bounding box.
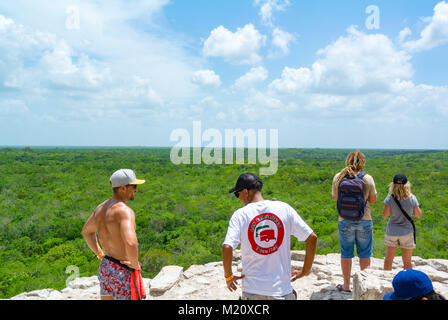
[336,284,352,293]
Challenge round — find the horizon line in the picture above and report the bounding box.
[1,145,447,151]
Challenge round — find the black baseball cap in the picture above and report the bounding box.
[393,174,408,185]
[229,173,263,193]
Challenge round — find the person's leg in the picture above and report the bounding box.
[399,233,415,270]
[384,234,399,270]
[401,248,414,270]
[355,220,373,271]
[383,246,397,270]
[340,258,352,291]
[359,258,371,270]
[338,220,355,291]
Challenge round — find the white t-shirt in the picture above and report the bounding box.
[223,199,313,296]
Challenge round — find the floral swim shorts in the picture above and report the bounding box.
[98,256,133,300]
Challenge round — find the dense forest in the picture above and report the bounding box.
[0,147,447,298]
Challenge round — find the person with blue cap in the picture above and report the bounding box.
[384,269,446,300]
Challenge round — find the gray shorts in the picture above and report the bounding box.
[241,289,297,300]
[384,233,415,249]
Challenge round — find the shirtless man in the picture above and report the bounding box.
[81,169,145,300]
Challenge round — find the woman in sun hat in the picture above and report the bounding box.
[382,174,422,271]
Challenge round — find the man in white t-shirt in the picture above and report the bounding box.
[222,173,318,300]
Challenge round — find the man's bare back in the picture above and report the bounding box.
[94,199,136,262]
[82,172,142,271]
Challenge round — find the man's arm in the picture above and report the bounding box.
[367,176,377,204]
[331,174,338,201]
[332,185,338,201]
[81,210,103,258]
[222,244,244,292]
[118,207,140,270]
[291,232,317,281]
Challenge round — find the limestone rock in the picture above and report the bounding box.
[353,270,395,300]
[9,253,448,300]
[66,275,99,290]
[149,265,183,296]
[11,289,66,300]
[290,250,306,261]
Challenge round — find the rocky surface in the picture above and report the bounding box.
[10,251,448,300]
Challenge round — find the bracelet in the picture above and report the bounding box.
[97,251,104,259]
[225,275,234,282]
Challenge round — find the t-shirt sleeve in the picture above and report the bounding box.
[288,205,313,242]
[384,194,392,206]
[223,211,242,249]
[411,195,420,208]
[365,174,377,197]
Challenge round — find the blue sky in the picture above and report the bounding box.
[1,0,447,148]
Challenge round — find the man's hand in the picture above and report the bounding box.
[291,269,310,282]
[294,232,317,281]
[226,274,245,292]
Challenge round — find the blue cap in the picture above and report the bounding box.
[383,269,433,300]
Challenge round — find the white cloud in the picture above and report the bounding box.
[253,1,295,58]
[198,96,221,109]
[191,70,222,88]
[401,1,448,51]
[269,26,413,95]
[203,24,266,65]
[120,76,165,107]
[0,3,203,123]
[223,25,440,127]
[407,84,448,116]
[398,27,412,44]
[269,67,313,94]
[233,66,268,90]
[189,96,221,115]
[271,27,295,55]
[233,89,298,124]
[250,25,448,127]
[39,41,110,90]
[0,99,30,117]
[0,15,110,92]
[254,0,290,27]
[0,14,13,30]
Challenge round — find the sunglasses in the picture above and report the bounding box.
[126,184,138,189]
[234,189,245,198]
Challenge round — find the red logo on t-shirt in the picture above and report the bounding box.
[247,213,284,255]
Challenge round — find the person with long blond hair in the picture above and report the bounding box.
[331,150,377,293]
[382,174,422,271]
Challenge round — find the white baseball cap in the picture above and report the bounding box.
[110,169,145,188]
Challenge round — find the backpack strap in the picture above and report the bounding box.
[391,195,416,244]
[357,172,368,207]
[342,172,366,180]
